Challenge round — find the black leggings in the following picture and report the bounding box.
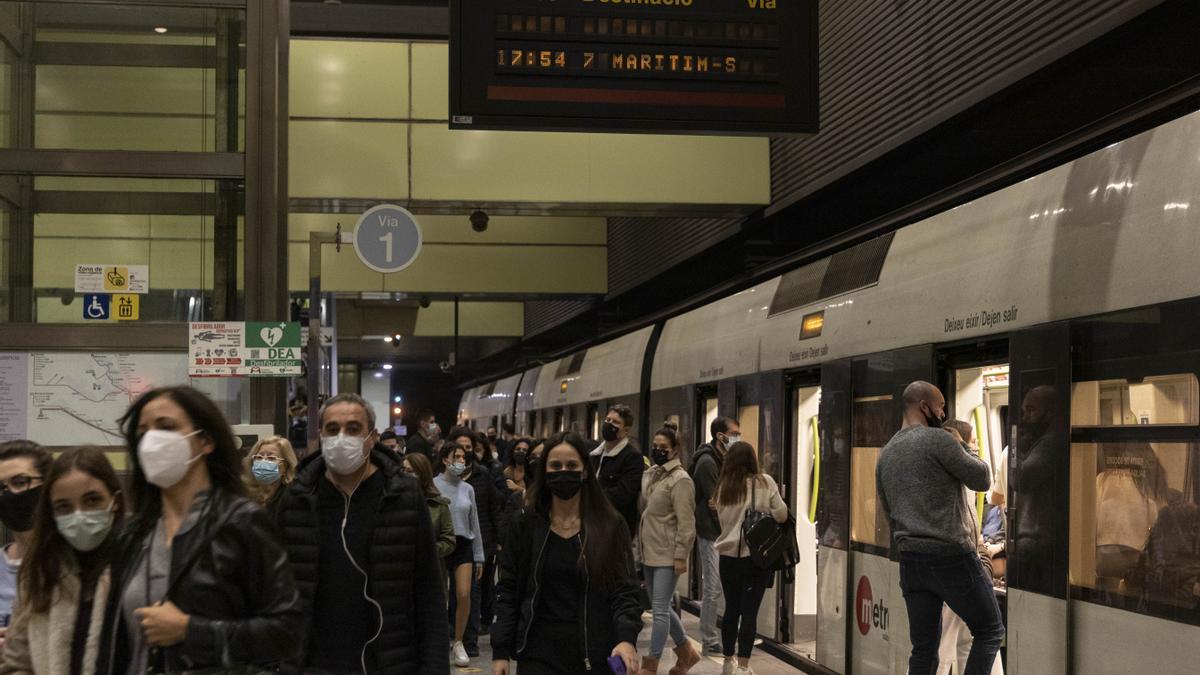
[719,555,770,659]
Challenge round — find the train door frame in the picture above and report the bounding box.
[782,368,821,653]
[688,383,719,601]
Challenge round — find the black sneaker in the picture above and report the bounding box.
[465,645,480,658]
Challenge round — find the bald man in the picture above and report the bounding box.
[876,381,1003,675]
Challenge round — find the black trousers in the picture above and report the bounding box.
[718,555,770,659]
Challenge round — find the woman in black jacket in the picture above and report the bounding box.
[491,431,642,675]
[97,386,302,674]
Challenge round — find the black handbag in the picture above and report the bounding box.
[741,478,791,570]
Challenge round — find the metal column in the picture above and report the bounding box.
[245,0,290,431]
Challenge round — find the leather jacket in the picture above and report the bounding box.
[96,488,303,674]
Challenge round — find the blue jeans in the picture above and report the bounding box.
[899,552,1004,675]
[644,565,688,659]
[696,537,723,648]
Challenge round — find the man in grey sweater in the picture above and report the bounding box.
[690,416,740,654]
[876,381,1004,675]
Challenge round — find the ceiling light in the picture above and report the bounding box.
[153,27,168,34]
[382,364,393,370]
[383,336,393,343]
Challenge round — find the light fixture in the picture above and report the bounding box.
[393,395,402,403]
[383,336,393,343]
[392,333,403,342]
[153,27,168,34]
[382,364,393,370]
[374,372,384,379]
[393,406,402,416]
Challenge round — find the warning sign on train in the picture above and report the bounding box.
[75,264,148,294]
[189,322,302,378]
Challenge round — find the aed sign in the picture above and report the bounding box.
[449,0,818,135]
[855,575,889,635]
[74,264,148,294]
[189,322,303,378]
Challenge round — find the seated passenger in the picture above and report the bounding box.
[491,432,641,675]
[3,447,122,674]
[98,386,303,674]
[1132,489,1200,609]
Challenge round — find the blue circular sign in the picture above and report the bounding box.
[353,204,423,273]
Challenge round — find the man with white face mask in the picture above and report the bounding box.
[278,393,449,674]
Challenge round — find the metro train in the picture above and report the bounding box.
[460,108,1200,674]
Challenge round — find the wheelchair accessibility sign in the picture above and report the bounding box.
[83,294,110,320]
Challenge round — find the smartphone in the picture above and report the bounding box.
[607,655,627,675]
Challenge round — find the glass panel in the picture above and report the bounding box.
[0,206,9,321]
[850,397,893,549]
[1070,441,1200,624]
[26,1,246,153]
[1071,374,1199,427]
[738,404,760,450]
[31,175,243,323]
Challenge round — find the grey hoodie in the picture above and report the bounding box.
[876,425,991,556]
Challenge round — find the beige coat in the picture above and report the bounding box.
[637,459,697,567]
[2,570,109,675]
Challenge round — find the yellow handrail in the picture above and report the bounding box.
[972,405,989,527]
[808,415,821,523]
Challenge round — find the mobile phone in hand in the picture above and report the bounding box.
[607,655,627,675]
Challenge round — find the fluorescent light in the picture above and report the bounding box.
[382,364,393,370]
[383,336,393,343]
[153,27,168,34]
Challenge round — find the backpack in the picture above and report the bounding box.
[741,478,800,572]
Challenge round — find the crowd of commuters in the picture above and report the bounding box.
[0,387,822,675]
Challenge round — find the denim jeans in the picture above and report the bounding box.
[644,565,689,658]
[899,552,1005,675]
[696,537,723,648]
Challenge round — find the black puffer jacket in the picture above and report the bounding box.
[466,464,503,552]
[278,449,448,674]
[591,442,645,535]
[492,511,643,670]
[97,488,303,674]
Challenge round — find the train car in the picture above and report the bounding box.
[469,108,1200,673]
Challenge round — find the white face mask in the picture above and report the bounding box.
[138,429,203,489]
[321,432,368,475]
[725,433,742,448]
[55,502,116,552]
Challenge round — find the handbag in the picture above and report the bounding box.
[740,477,791,570]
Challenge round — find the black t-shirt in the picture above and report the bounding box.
[309,469,385,670]
[523,531,584,668]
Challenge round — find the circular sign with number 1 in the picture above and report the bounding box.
[352,204,423,273]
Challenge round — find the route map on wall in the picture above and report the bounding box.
[23,352,189,446]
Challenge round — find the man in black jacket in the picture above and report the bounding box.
[278,393,448,674]
[690,416,740,655]
[589,403,644,535]
[406,408,440,462]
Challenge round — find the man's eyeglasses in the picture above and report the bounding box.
[0,474,42,495]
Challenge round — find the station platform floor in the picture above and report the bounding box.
[464,611,804,674]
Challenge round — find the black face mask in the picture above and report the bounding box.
[923,403,945,429]
[545,471,583,500]
[513,451,528,465]
[601,421,620,442]
[651,449,671,466]
[0,486,42,532]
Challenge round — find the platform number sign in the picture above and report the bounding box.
[353,204,423,274]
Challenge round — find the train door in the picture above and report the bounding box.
[553,407,564,434]
[784,376,821,660]
[587,402,600,442]
[846,346,934,675]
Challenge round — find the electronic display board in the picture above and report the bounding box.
[449,0,818,135]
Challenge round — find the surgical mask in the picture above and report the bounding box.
[546,471,583,500]
[321,433,368,475]
[448,462,467,477]
[0,487,42,532]
[923,404,945,429]
[427,422,440,436]
[651,448,671,466]
[724,433,742,448]
[252,460,281,485]
[55,504,115,552]
[138,429,203,489]
[602,421,620,442]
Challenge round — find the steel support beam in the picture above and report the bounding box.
[0,149,244,178]
[245,0,290,431]
[212,12,242,321]
[6,3,33,323]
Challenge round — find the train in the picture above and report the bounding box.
[459,108,1200,674]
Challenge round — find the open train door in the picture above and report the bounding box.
[815,359,851,673]
[1007,322,1071,674]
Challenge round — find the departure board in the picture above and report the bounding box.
[449,0,818,135]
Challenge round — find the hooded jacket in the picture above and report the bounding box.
[689,443,723,541]
[277,449,449,674]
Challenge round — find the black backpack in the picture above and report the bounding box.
[741,479,800,573]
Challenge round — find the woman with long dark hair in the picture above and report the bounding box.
[96,386,302,674]
[3,447,124,674]
[491,431,642,675]
[713,442,787,675]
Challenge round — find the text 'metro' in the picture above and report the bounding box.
[450,0,818,135]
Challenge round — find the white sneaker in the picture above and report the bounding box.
[733,666,754,675]
[722,659,736,675]
[452,641,470,667]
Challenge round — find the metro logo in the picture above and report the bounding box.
[855,576,889,635]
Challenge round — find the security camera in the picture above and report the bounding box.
[419,296,431,309]
[470,210,489,233]
[439,360,452,373]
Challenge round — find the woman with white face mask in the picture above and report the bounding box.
[95,386,303,675]
[2,446,122,674]
[435,429,485,668]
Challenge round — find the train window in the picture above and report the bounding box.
[1071,374,1199,427]
[1069,441,1200,624]
[850,396,894,551]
